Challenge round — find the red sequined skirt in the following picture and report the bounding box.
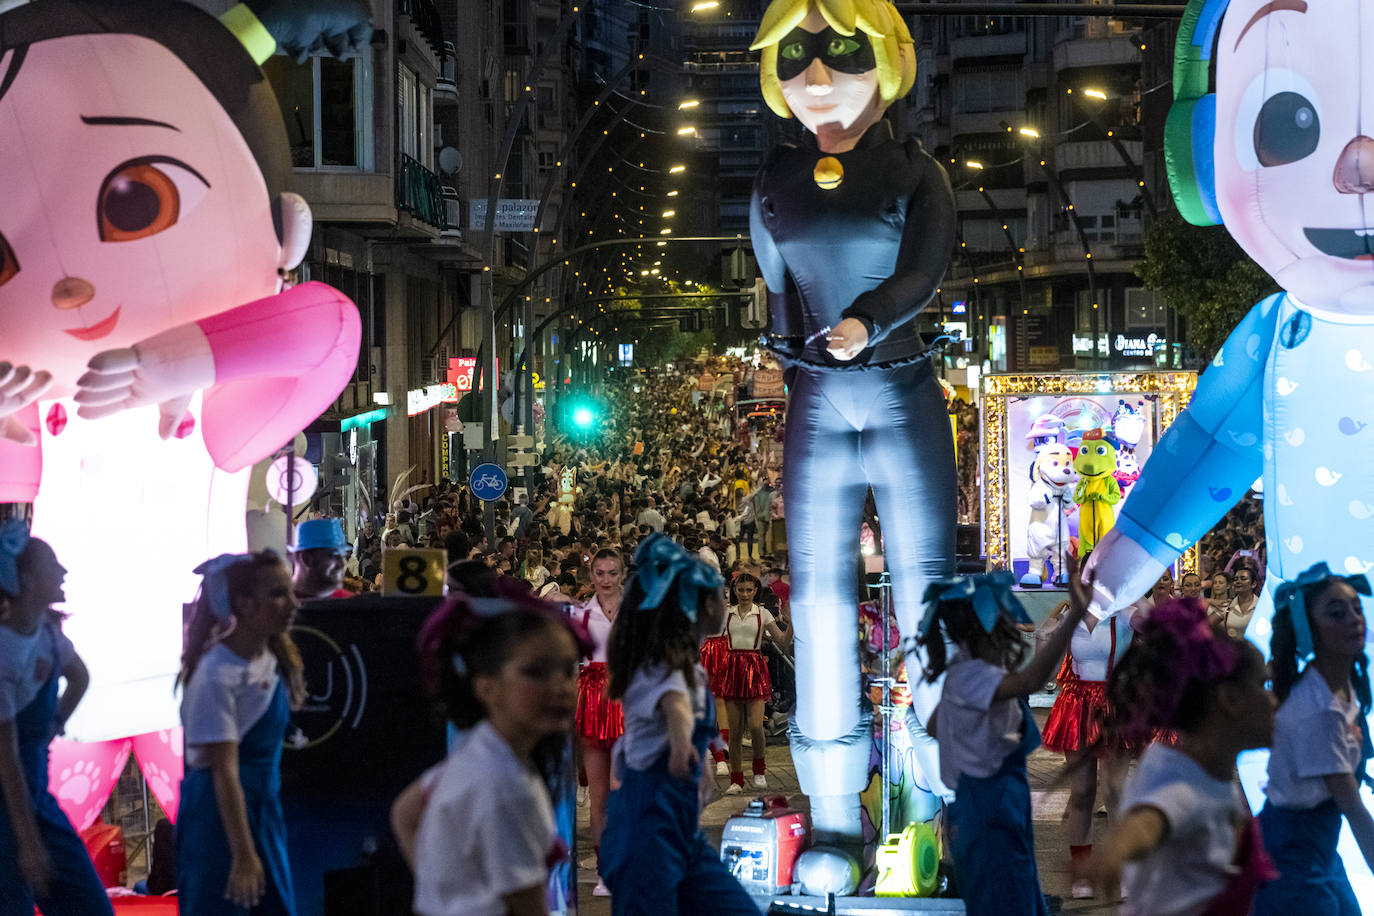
[576,662,624,748]
[1042,672,1113,755]
[700,635,729,695]
[716,649,771,700]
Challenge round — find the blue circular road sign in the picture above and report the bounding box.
[469,462,508,501]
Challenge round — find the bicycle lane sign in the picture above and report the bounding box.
[469,463,509,501]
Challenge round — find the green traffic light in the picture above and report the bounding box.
[573,406,594,428]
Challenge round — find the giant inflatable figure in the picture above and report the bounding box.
[749,0,956,858]
[1087,0,1374,889]
[0,0,365,825]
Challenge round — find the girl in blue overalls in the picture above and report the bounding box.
[600,533,756,915]
[0,520,112,916]
[177,551,305,915]
[914,561,1093,915]
[1254,562,1374,915]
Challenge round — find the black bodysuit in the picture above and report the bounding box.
[749,120,957,777]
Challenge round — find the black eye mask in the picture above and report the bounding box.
[775,25,877,82]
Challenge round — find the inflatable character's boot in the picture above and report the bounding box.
[789,711,872,895]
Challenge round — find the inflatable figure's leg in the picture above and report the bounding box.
[783,369,869,847]
[865,362,957,810]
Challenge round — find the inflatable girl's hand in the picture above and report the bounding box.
[826,318,870,361]
[0,363,54,446]
[74,324,215,439]
[1081,527,1166,619]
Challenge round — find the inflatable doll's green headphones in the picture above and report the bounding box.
[1163,0,1232,227]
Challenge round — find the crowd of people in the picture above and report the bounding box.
[3,362,1373,916]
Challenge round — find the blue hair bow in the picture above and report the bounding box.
[193,554,254,622]
[918,571,1030,636]
[0,519,30,598]
[1274,562,1372,659]
[632,533,723,622]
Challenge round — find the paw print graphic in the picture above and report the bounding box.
[56,759,102,805]
[141,760,174,808]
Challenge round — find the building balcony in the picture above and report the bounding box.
[951,30,1027,61]
[435,42,458,106]
[396,154,447,233]
[1053,31,1140,72]
[951,108,1025,137]
[956,187,1027,214]
[398,0,447,60]
[1054,139,1143,173]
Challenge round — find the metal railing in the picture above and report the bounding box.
[396,153,448,228]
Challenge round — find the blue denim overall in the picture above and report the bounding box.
[601,688,757,915]
[948,701,1049,916]
[178,681,296,915]
[0,662,113,916]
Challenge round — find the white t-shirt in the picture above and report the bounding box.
[413,721,558,916]
[935,653,1022,789]
[1265,666,1364,808]
[619,662,708,772]
[0,620,70,723]
[180,644,279,771]
[1120,744,1249,916]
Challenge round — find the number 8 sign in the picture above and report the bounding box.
[382,548,448,597]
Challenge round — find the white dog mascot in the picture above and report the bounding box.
[1023,443,1077,586]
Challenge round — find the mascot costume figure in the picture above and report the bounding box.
[1072,429,1120,554]
[1086,0,1374,896]
[749,0,957,872]
[0,0,366,832]
[1022,442,1076,587]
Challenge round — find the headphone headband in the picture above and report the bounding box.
[1173,0,1231,103]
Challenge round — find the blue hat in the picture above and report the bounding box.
[294,519,351,554]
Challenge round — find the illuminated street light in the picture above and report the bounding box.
[677,126,696,136]
[667,190,679,197]
[1018,127,1040,139]
[1083,88,1108,101]
[660,228,672,235]
[662,209,676,217]
[965,160,985,170]
[679,99,700,109]
[690,1,719,11]
[668,164,686,173]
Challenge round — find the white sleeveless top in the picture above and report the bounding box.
[580,594,615,664]
[725,604,774,651]
[1069,616,1128,682]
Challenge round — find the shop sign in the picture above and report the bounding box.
[751,368,785,398]
[408,384,455,416]
[1114,332,1162,358]
[381,548,447,597]
[447,356,478,393]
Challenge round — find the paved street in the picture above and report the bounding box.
[575,709,1121,915]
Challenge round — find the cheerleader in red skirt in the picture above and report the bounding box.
[576,549,624,897]
[718,573,790,794]
[1040,598,1136,900]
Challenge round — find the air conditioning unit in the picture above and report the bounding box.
[420,357,439,385]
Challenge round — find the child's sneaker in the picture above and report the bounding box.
[752,774,767,790]
[724,782,743,796]
[716,760,729,776]
[1071,879,1093,899]
[593,879,611,897]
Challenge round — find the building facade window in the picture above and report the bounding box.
[397,64,433,170]
[263,55,374,170]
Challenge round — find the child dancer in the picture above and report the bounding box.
[915,561,1093,916]
[177,551,306,915]
[1253,562,1374,915]
[600,533,756,915]
[717,572,789,794]
[0,521,111,916]
[575,548,625,896]
[1088,598,1275,914]
[1039,594,1133,899]
[391,588,591,916]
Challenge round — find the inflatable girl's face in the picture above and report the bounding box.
[1215,0,1374,316]
[777,7,881,134]
[0,34,282,394]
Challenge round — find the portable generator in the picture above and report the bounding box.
[720,796,810,893]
